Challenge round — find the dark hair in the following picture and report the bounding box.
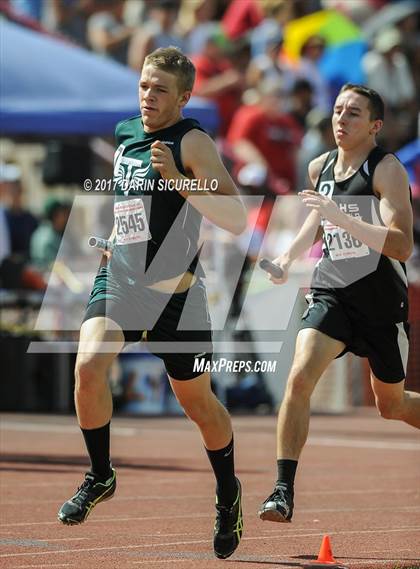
[291,78,313,95]
[300,35,325,57]
[44,198,70,221]
[339,84,385,121]
[144,46,195,92]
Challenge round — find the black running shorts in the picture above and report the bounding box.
[300,289,409,383]
[83,266,213,380]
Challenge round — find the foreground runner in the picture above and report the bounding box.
[58,47,246,560]
[259,84,420,523]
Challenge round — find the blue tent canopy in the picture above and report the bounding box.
[0,20,219,135]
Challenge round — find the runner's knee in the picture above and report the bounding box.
[375,397,404,420]
[180,394,218,427]
[285,368,315,400]
[75,357,107,393]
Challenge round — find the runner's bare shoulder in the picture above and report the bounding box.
[308,152,330,189]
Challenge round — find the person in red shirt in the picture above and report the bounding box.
[192,26,247,136]
[227,78,303,260]
[227,78,303,192]
[221,0,263,40]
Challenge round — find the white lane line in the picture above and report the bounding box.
[129,546,420,567]
[266,552,419,567]
[2,421,420,450]
[301,506,420,513]
[0,537,89,544]
[0,477,212,489]
[357,548,414,554]
[132,561,187,565]
[1,487,418,505]
[308,435,420,451]
[133,551,420,567]
[2,506,420,528]
[341,561,420,568]
[1,422,136,437]
[37,538,90,542]
[0,513,210,528]
[1,527,419,559]
[13,565,72,568]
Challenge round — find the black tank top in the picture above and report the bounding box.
[109,116,205,285]
[312,146,409,323]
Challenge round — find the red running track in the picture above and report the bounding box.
[1,410,419,569]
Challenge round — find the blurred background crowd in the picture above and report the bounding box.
[0,0,419,417]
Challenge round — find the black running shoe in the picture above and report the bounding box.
[258,485,294,522]
[213,477,243,559]
[58,469,116,525]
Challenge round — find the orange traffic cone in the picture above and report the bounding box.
[315,535,336,564]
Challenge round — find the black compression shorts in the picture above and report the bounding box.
[300,289,409,382]
[83,266,212,380]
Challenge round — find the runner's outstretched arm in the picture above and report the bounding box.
[150,130,247,235]
[300,155,413,262]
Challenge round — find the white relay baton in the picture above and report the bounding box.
[88,236,115,253]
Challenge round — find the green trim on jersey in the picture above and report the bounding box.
[109,116,206,286]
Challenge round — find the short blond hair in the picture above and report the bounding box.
[144,46,195,93]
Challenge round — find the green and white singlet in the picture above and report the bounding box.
[109,116,205,286]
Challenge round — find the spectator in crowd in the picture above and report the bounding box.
[87,0,133,65]
[296,35,330,112]
[289,79,314,129]
[128,0,185,72]
[227,78,303,262]
[221,0,263,40]
[296,111,335,190]
[246,20,296,93]
[50,0,95,47]
[362,27,417,150]
[221,0,297,43]
[178,0,219,55]
[30,197,77,270]
[123,0,145,25]
[229,36,252,86]
[192,25,246,136]
[391,2,418,58]
[248,0,292,57]
[1,163,38,261]
[227,78,303,195]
